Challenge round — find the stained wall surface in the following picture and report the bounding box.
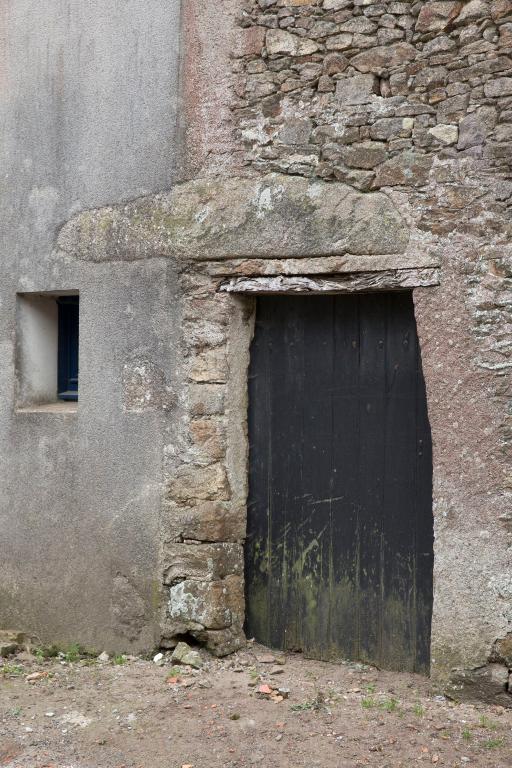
[1,0,512,700]
[0,1,182,651]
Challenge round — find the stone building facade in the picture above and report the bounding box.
[1,0,511,700]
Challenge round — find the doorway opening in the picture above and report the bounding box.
[245,292,434,673]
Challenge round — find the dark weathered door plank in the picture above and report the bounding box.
[246,293,433,673]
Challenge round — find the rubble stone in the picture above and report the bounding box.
[341,141,388,169]
[457,113,489,149]
[336,73,379,104]
[491,633,512,666]
[484,76,512,97]
[455,0,491,24]
[350,43,416,75]
[266,28,319,55]
[491,0,512,20]
[429,124,459,144]
[373,152,433,187]
[447,664,512,708]
[0,631,24,657]
[415,2,463,33]
[171,641,203,668]
[168,576,244,635]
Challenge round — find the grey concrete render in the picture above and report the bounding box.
[0,0,511,709]
[0,0,181,651]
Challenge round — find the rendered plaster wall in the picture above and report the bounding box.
[0,1,181,651]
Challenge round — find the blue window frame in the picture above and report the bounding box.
[57,296,79,401]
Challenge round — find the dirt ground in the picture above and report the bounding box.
[1,644,511,768]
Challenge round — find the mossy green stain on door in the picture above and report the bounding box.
[245,293,434,673]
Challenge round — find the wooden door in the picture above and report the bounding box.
[245,292,433,673]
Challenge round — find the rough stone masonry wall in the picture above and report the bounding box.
[228,0,512,689]
[234,0,512,188]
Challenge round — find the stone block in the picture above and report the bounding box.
[317,75,335,92]
[377,28,405,45]
[429,124,459,144]
[337,17,377,34]
[491,632,512,666]
[171,641,203,668]
[187,348,229,384]
[296,62,323,80]
[276,118,313,145]
[415,2,463,33]
[455,0,492,24]
[165,501,246,544]
[373,152,433,188]
[189,417,226,463]
[491,0,512,20]
[437,93,470,121]
[350,43,416,76]
[162,542,243,584]
[495,123,512,141]
[341,141,388,169]
[336,74,379,105]
[184,294,230,326]
[414,66,448,89]
[322,0,351,9]
[325,33,353,51]
[370,118,413,140]
[499,22,512,46]
[332,166,375,191]
[60,173,409,260]
[322,52,348,75]
[168,463,230,504]
[266,29,319,56]
[308,20,338,38]
[484,77,512,97]
[352,32,377,49]
[189,385,225,417]
[457,113,488,150]
[168,576,244,631]
[0,642,18,657]
[0,630,23,657]
[388,2,411,11]
[314,125,359,145]
[460,39,494,56]
[422,35,457,55]
[201,626,246,657]
[447,664,512,708]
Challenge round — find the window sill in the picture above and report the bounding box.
[16,402,78,415]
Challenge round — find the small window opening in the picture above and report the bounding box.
[57,297,79,401]
[16,291,79,410]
